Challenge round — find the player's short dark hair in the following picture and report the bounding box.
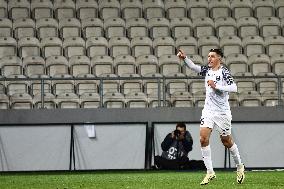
[209,48,224,57]
[176,122,186,130]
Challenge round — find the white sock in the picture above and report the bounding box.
[229,143,242,167]
[201,145,214,174]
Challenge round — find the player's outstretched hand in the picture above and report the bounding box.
[177,49,186,60]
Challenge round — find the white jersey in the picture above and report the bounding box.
[184,57,237,114]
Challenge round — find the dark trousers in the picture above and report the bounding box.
[154,156,206,170]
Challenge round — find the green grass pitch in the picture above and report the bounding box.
[0,170,284,189]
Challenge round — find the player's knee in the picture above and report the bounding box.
[200,137,209,146]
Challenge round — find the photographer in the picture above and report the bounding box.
[154,122,193,170]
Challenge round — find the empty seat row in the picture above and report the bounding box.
[1,35,284,60]
[1,16,284,40]
[0,89,283,109]
[1,0,284,20]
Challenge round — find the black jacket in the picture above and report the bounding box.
[161,131,193,160]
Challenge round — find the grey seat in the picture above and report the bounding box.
[8,0,30,20]
[170,17,193,39]
[259,17,281,37]
[52,74,75,95]
[31,0,53,20]
[54,0,76,20]
[131,36,153,57]
[237,16,259,38]
[69,55,91,77]
[59,18,81,39]
[81,18,104,39]
[75,74,98,95]
[186,0,209,19]
[265,36,284,56]
[46,55,69,77]
[193,17,215,38]
[234,72,256,93]
[23,56,45,77]
[136,54,159,76]
[104,17,126,39]
[253,0,275,19]
[215,17,237,38]
[91,55,114,76]
[121,0,143,19]
[226,53,249,76]
[143,0,165,20]
[0,37,17,58]
[164,0,187,19]
[171,91,194,107]
[56,92,80,109]
[153,36,175,58]
[0,18,12,37]
[33,93,56,109]
[220,35,242,57]
[76,0,98,20]
[41,37,63,58]
[10,93,33,109]
[271,53,284,76]
[0,55,23,77]
[120,73,143,95]
[80,92,100,108]
[109,37,131,57]
[98,0,121,20]
[103,92,125,108]
[248,54,271,76]
[125,91,148,108]
[18,37,41,58]
[148,17,170,39]
[175,36,198,55]
[208,0,231,19]
[114,55,136,76]
[63,37,86,58]
[159,54,182,76]
[86,36,108,57]
[36,18,59,39]
[239,91,262,107]
[198,36,219,58]
[126,17,148,39]
[242,35,265,57]
[231,0,253,19]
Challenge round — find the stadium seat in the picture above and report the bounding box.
[148,93,171,108]
[193,90,206,107]
[13,18,36,40]
[36,18,59,39]
[148,17,170,39]
[52,74,75,95]
[226,53,249,76]
[242,35,265,57]
[10,93,33,109]
[104,17,126,39]
[208,0,231,19]
[125,91,148,108]
[143,0,165,20]
[275,0,284,18]
[18,37,41,58]
[189,79,204,93]
[159,54,181,76]
[75,74,98,95]
[259,17,281,38]
[76,0,98,20]
[271,53,284,75]
[6,74,29,96]
[126,17,148,39]
[59,18,81,39]
[121,0,143,19]
[41,37,63,58]
[143,73,163,96]
[171,91,194,107]
[255,72,278,94]
[54,0,76,20]
[120,73,143,95]
[8,0,30,20]
[253,0,275,19]
[175,36,198,55]
[29,74,52,96]
[0,37,17,58]
[193,17,215,38]
[99,73,120,94]
[63,37,86,58]
[98,0,121,20]
[23,56,45,77]
[56,92,80,109]
[234,72,256,93]
[131,36,153,57]
[136,54,159,76]
[46,55,69,77]
[86,36,108,57]
[215,17,237,38]
[91,55,114,76]
[261,90,281,107]
[164,0,187,19]
[170,17,193,39]
[81,18,104,39]
[33,93,56,109]
[80,92,100,108]
[239,91,262,107]
[103,92,125,108]
[231,0,253,19]
[31,0,53,20]
[186,0,209,19]
[0,56,23,77]
[165,72,188,95]
[69,55,91,77]
[0,18,12,37]
[114,55,136,76]
[153,37,175,58]
[109,36,131,57]
[265,36,284,56]
[0,76,5,94]
[0,93,9,109]
[248,54,271,76]
[237,16,259,38]
[220,35,242,57]
[0,0,7,18]
[198,35,219,58]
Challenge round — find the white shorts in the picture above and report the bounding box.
[200,111,232,136]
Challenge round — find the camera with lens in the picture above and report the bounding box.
[174,129,181,137]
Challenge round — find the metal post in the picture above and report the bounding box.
[99,78,104,108]
[40,78,45,109]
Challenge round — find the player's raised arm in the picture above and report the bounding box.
[177,49,201,73]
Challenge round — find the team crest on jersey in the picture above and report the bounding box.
[216,76,221,81]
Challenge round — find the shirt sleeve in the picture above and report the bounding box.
[183,57,202,73]
[215,67,237,92]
